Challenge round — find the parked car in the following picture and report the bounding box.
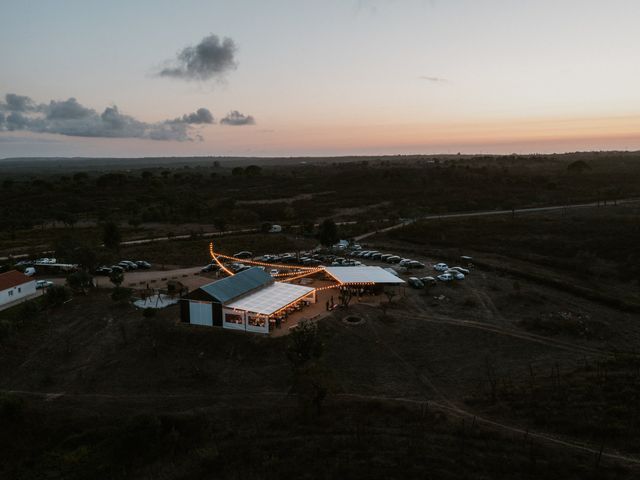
[387,256,401,263]
[437,273,454,282]
[268,224,282,233]
[399,259,413,267]
[408,261,425,269]
[450,266,470,275]
[370,253,383,260]
[433,263,449,271]
[445,270,465,280]
[234,251,253,259]
[420,276,437,286]
[408,277,425,289]
[95,266,112,275]
[136,260,152,269]
[110,265,124,273]
[269,269,279,276]
[119,261,138,270]
[36,280,54,289]
[24,267,36,276]
[201,264,219,273]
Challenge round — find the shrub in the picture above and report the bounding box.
[111,287,132,304]
[43,285,71,308]
[143,308,156,318]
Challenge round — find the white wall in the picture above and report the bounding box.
[0,281,36,306]
[189,301,213,327]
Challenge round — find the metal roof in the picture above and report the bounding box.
[199,267,273,304]
[225,282,315,316]
[324,266,406,284]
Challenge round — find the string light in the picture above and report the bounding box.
[207,243,377,306]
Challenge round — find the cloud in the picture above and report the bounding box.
[0,93,213,141]
[220,110,255,126]
[178,107,214,124]
[419,75,450,84]
[45,97,93,119]
[159,34,237,81]
[0,93,40,112]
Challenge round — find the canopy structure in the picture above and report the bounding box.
[324,266,406,285]
[225,282,315,316]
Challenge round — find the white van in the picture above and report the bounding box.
[24,267,36,276]
[269,224,283,233]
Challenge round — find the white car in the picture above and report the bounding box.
[450,266,470,275]
[399,259,413,267]
[270,269,279,276]
[437,273,453,282]
[445,270,465,280]
[433,263,449,272]
[36,280,54,289]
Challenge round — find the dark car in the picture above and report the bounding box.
[408,277,425,289]
[201,263,220,273]
[136,260,152,269]
[95,266,112,275]
[234,251,253,259]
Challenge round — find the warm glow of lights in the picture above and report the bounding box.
[207,244,379,303]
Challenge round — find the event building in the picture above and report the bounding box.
[180,264,404,334]
[181,267,316,334]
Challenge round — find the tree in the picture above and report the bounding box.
[43,285,71,308]
[286,320,323,368]
[318,219,339,247]
[109,269,124,287]
[567,160,591,174]
[231,167,244,176]
[103,222,121,252]
[244,165,262,176]
[66,271,93,294]
[286,320,332,416]
[111,287,132,304]
[339,287,354,308]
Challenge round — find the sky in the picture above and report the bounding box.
[2,0,640,158]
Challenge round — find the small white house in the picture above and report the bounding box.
[0,270,37,307]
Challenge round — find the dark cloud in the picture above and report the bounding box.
[1,93,39,112]
[159,34,237,81]
[220,110,255,126]
[178,108,214,124]
[419,75,450,84]
[0,93,213,141]
[46,97,93,119]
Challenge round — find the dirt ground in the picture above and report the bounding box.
[2,234,640,477]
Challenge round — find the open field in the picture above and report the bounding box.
[1,288,640,479]
[1,154,640,478]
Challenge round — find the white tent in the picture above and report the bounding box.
[324,266,405,285]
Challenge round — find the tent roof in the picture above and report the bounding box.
[225,282,315,316]
[199,267,273,303]
[324,266,405,284]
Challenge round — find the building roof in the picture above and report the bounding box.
[225,282,315,316]
[0,270,34,291]
[199,267,273,304]
[324,266,406,285]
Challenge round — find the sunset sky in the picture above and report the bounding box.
[2,0,640,158]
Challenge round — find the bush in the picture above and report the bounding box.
[0,320,12,341]
[143,308,156,318]
[111,287,132,304]
[43,285,71,308]
[0,393,25,422]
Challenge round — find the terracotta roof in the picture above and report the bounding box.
[0,270,34,291]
